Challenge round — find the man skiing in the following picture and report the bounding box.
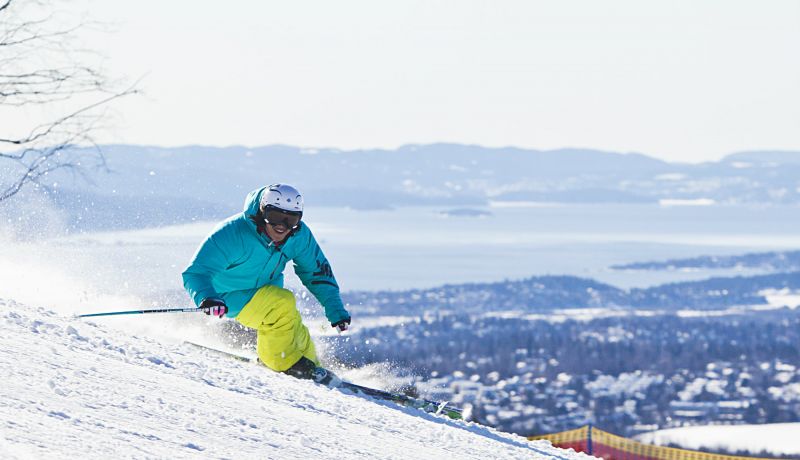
[182,184,350,384]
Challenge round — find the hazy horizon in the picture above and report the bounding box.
[7,0,798,164]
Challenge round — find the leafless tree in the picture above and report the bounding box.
[0,0,137,202]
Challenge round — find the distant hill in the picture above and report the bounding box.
[722,150,800,165]
[612,250,800,272]
[343,271,800,315]
[6,144,800,231]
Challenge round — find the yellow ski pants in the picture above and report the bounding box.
[235,285,318,371]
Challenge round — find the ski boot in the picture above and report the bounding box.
[285,356,341,387]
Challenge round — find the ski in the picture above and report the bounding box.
[184,341,254,363]
[338,381,463,420]
[184,341,462,420]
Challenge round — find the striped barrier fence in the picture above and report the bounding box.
[528,425,778,460]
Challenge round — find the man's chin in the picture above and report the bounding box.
[272,229,289,240]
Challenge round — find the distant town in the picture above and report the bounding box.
[215,251,800,456]
[328,310,799,440]
[332,253,799,451]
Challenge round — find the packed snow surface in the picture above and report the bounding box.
[637,423,800,456]
[0,299,593,460]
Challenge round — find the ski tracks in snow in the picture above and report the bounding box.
[0,298,594,460]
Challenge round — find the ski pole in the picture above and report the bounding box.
[77,307,202,318]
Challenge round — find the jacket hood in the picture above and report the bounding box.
[243,187,267,217]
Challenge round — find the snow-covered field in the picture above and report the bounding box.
[0,298,593,460]
[636,423,800,457]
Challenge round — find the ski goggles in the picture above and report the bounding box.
[264,208,302,229]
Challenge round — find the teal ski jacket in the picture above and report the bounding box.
[182,187,349,324]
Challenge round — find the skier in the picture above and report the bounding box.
[182,184,351,384]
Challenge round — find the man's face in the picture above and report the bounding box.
[265,221,291,242]
[263,207,301,243]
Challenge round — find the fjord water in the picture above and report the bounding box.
[4,203,798,314]
[307,203,800,291]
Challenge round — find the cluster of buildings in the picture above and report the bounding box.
[419,359,800,437]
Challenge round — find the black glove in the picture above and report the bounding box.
[199,297,228,318]
[331,317,351,332]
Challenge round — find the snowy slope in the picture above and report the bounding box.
[636,423,800,457]
[0,299,593,460]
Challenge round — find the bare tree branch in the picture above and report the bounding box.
[0,82,138,146]
[0,0,138,203]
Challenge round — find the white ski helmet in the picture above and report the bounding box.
[261,184,304,213]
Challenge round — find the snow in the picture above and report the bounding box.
[654,173,688,181]
[636,423,800,456]
[585,372,663,398]
[0,298,594,460]
[307,315,418,337]
[485,308,662,324]
[759,288,800,309]
[658,198,716,207]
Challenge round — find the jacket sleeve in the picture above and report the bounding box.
[182,229,232,307]
[292,226,350,325]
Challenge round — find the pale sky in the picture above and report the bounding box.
[55,1,800,162]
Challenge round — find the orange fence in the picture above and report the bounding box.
[528,425,778,460]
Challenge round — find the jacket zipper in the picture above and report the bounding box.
[260,241,276,284]
[270,250,286,280]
